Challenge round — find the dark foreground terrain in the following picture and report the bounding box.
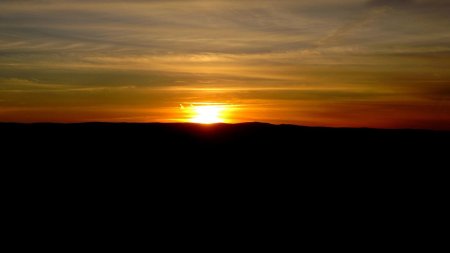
[2,122,447,226]
[1,122,448,167]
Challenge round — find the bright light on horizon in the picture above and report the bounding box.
[190,105,225,124]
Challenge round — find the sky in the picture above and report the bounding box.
[0,0,449,129]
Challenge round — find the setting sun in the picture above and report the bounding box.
[191,105,225,124]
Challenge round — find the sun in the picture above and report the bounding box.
[191,105,225,124]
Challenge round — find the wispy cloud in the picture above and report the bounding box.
[0,0,449,128]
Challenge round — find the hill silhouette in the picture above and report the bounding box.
[1,122,447,167]
[2,122,446,214]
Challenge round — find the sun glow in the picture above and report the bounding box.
[191,105,225,124]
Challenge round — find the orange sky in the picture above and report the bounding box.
[0,0,449,129]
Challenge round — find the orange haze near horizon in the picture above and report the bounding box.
[0,0,449,130]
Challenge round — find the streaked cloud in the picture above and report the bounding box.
[0,0,449,128]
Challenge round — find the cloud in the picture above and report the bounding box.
[366,0,414,8]
[366,0,450,15]
[0,0,449,128]
[317,7,387,47]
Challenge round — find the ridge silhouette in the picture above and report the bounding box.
[2,122,447,165]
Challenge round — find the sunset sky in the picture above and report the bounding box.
[1,0,449,129]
